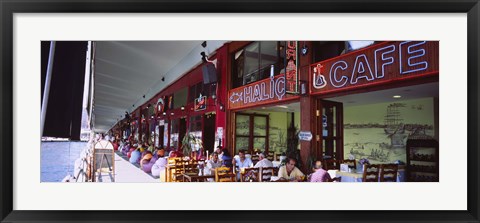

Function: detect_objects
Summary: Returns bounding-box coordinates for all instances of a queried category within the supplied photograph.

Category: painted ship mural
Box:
[345,101,436,163]
[384,103,406,135]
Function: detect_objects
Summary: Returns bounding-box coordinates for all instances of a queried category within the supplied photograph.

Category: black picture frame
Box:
[1,1,479,222]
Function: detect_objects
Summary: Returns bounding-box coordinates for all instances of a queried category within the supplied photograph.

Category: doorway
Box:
[203,114,216,154]
[178,118,187,150]
[316,99,343,160]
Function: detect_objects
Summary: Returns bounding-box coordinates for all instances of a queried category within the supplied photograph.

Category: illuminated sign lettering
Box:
[228,75,286,109]
[285,41,298,93]
[311,41,438,93]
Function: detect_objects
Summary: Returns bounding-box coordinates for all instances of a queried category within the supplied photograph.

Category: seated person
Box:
[221,149,233,168]
[278,157,305,182]
[214,146,224,162]
[151,148,167,180]
[129,148,141,164]
[127,143,137,158]
[310,160,332,182]
[232,150,253,169]
[204,152,223,182]
[254,152,273,168]
[140,151,153,169]
[232,150,254,180]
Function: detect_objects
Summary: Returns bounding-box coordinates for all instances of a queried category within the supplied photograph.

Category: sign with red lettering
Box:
[228,75,286,110]
[310,41,439,95]
[194,95,207,111]
[285,41,298,93]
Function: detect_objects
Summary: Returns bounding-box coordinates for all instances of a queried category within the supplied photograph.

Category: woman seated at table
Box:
[221,149,233,168]
[278,157,305,182]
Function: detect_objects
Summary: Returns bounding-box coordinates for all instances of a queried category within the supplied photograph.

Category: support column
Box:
[298,41,315,173]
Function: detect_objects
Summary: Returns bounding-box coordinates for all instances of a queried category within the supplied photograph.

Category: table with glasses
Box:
[333,168,405,182]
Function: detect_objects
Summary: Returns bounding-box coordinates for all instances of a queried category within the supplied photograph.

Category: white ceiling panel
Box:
[92,41,228,133]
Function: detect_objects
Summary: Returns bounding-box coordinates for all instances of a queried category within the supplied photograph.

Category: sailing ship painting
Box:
[384,103,406,134]
[344,99,435,164]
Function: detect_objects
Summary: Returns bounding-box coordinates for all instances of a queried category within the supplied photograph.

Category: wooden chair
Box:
[250,154,260,165]
[167,157,182,165]
[184,163,199,174]
[259,167,279,182]
[267,151,275,161]
[380,164,398,182]
[342,159,356,169]
[173,159,190,182]
[362,164,381,182]
[240,167,260,182]
[215,167,235,182]
[323,159,340,170]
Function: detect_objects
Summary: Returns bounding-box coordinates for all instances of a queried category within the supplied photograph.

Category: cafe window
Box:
[313,41,377,63]
[234,113,269,154]
[232,41,286,88]
[173,87,188,109]
[312,41,346,63]
[170,119,179,148]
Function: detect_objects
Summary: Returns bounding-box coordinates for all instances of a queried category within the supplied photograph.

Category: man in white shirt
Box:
[232,150,253,181]
[254,152,274,181]
[254,152,273,168]
[204,152,223,182]
[214,146,223,162]
[233,150,253,168]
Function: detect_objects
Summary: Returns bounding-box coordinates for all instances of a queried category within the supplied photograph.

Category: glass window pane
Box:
[253,137,266,152]
[260,41,278,67]
[235,137,249,154]
[173,87,188,109]
[253,116,266,136]
[244,42,259,84]
[236,115,250,135]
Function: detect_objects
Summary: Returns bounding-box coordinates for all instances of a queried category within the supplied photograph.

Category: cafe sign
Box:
[310,41,439,94]
[228,75,286,110]
[285,41,298,93]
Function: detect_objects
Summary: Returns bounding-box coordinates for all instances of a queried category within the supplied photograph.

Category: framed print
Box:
[1,0,479,223]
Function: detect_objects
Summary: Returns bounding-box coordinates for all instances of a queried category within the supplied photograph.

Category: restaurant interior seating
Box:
[168,157,182,165]
[240,167,260,182]
[342,159,357,169]
[260,167,278,182]
[380,164,399,182]
[362,164,381,182]
[215,167,235,182]
[267,151,275,161]
[251,154,260,165]
[173,159,190,182]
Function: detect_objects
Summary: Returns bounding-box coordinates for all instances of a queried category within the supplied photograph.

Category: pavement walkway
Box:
[95,152,158,183]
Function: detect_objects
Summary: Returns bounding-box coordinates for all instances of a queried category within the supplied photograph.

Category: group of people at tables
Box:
[117,139,333,182]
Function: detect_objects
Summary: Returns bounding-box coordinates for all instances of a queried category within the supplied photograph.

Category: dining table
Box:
[333,168,406,182]
[181,173,215,182]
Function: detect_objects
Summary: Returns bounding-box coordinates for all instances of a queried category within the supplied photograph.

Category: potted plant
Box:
[181,133,203,159]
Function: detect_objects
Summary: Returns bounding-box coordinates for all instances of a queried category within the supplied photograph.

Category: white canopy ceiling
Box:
[92,41,228,133]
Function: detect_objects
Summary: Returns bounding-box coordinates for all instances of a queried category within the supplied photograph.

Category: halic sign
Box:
[310,41,439,94]
[228,75,286,109]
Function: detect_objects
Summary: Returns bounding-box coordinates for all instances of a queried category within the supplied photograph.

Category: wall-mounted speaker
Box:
[202,62,217,84]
